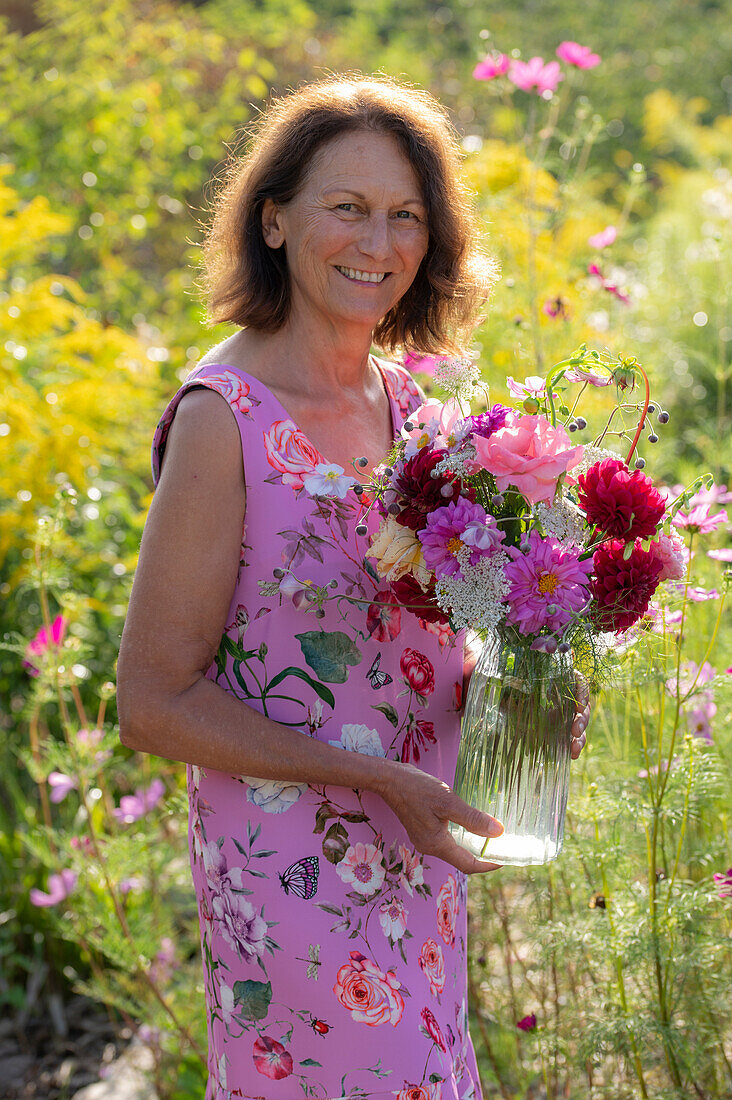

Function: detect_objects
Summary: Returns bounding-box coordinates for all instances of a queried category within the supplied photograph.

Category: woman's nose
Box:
[357,213,391,261]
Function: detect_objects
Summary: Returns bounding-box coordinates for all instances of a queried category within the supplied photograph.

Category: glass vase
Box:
[449,632,577,866]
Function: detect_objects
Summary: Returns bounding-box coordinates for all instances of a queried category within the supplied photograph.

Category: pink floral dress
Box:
[151,359,482,1100]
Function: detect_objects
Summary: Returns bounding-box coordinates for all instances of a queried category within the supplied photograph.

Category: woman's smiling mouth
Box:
[335,265,390,284]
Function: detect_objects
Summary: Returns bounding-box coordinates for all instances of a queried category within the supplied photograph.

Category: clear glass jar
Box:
[449,632,577,866]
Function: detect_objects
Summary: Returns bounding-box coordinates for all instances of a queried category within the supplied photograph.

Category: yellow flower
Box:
[368,516,431,590]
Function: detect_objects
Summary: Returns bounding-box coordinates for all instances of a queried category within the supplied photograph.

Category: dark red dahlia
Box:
[592,538,664,632]
[390,573,449,625]
[390,449,473,531]
[577,458,666,541]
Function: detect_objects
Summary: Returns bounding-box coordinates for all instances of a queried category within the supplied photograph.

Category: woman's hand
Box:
[461,644,592,761]
[377,760,503,876]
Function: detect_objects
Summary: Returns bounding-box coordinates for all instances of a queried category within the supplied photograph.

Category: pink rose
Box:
[418,938,446,996]
[252,1035,293,1080]
[400,648,435,696]
[470,411,583,505]
[436,874,459,947]
[263,419,322,489]
[202,371,253,414]
[333,950,405,1026]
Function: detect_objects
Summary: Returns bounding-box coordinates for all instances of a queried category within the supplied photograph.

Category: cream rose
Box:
[369,516,431,589]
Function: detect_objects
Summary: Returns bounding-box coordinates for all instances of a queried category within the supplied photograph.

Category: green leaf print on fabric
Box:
[371,701,399,727]
[321,821,350,864]
[295,630,362,684]
[233,978,273,1021]
[267,666,336,709]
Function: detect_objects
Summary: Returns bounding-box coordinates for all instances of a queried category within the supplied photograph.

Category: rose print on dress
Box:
[420,1005,448,1052]
[436,875,459,948]
[418,939,446,997]
[151,361,481,1100]
[333,950,405,1026]
[203,371,258,415]
[263,419,322,490]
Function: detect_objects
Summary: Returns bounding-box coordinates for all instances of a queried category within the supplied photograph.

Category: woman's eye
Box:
[395,210,418,220]
[336,203,356,212]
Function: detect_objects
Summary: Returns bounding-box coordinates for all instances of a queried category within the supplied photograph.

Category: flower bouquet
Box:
[363,347,703,865]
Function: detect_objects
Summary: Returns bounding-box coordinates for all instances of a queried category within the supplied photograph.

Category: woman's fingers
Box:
[570,671,591,757]
[428,832,502,875]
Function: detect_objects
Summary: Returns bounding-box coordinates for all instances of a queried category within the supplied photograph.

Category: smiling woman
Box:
[117,74,509,1100]
[202,74,499,354]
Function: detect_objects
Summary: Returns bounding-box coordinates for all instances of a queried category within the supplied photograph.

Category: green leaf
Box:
[299,1059,322,1067]
[221,634,257,662]
[267,666,335,708]
[232,979,272,1021]
[295,631,362,684]
[371,701,399,727]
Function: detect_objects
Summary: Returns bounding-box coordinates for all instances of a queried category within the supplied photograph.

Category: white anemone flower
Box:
[303,463,355,498]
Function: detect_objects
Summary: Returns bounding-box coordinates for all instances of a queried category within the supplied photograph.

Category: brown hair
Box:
[201,73,499,355]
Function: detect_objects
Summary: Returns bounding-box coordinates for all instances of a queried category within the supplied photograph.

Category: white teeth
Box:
[336,266,387,283]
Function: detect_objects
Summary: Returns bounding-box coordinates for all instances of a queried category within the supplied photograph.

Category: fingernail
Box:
[488,819,504,837]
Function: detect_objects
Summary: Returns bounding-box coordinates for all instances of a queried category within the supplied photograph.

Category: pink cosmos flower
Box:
[588,262,631,304]
[48,771,78,803]
[542,296,570,320]
[119,875,144,895]
[689,484,732,508]
[686,699,716,743]
[470,411,584,505]
[473,53,511,81]
[113,778,165,824]
[398,844,425,896]
[707,548,732,562]
[563,365,611,386]
[713,868,732,899]
[336,842,386,896]
[588,226,617,248]
[672,503,727,534]
[556,41,601,68]
[508,57,564,95]
[418,499,505,580]
[506,375,555,401]
[149,937,178,983]
[402,351,444,376]
[517,1013,538,1031]
[379,897,408,941]
[23,614,67,676]
[646,605,683,634]
[683,585,720,602]
[252,1035,294,1080]
[30,868,77,908]
[505,532,593,634]
[333,950,404,1026]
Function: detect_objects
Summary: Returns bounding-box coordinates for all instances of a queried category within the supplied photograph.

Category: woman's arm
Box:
[117,388,502,874]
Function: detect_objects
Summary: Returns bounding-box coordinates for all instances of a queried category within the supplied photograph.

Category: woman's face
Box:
[262,130,430,335]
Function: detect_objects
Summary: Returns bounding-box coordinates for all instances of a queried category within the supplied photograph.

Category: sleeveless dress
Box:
[150,358,482,1100]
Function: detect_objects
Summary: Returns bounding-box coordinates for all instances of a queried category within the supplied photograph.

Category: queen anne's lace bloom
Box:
[435,550,511,631]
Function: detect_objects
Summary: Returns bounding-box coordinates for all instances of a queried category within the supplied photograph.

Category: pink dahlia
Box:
[577,459,666,541]
[505,531,593,634]
[592,539,664,633]
[470,412,583,505]
[417,499,505,580]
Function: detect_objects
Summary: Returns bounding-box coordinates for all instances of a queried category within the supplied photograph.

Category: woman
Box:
[117,75,589,1100]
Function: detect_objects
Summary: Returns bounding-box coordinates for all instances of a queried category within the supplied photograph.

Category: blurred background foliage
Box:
[1,1,730,1096]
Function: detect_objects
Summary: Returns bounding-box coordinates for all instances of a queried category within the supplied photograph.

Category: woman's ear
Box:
[261,198,285,249]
